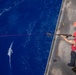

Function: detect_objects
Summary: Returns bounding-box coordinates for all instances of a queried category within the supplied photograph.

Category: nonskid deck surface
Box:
[45,0,76,75]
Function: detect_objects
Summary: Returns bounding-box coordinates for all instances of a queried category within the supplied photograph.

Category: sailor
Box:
[60,32,76,67]
[73,22,76,27]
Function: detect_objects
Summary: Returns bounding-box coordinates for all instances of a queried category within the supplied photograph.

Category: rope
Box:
[0,34,30,37]
[0,33,46,37]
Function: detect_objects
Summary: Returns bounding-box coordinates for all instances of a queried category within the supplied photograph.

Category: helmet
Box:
[73,22,76,26]
[73,32,76,37]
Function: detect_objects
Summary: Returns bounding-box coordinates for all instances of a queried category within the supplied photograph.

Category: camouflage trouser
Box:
[70,51,76,66]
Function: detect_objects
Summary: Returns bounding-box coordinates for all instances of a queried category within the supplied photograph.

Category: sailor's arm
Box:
[60,35,74,44]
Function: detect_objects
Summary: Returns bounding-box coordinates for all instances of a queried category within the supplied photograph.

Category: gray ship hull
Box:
[44,0,76,75]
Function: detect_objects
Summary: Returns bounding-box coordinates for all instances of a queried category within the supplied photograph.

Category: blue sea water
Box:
[0,0,62,75]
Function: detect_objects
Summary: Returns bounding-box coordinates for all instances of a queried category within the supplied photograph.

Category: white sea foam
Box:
[0,7,11,16]
[0,0,24,16]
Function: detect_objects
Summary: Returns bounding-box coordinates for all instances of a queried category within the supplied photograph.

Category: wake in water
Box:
[7,42,13,68]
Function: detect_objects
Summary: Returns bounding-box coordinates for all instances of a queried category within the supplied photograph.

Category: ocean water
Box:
[0,0,62,75]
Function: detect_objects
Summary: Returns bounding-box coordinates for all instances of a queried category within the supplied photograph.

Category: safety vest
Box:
[71,38,76,51]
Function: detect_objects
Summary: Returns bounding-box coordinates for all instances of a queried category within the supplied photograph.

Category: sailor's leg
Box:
[68,51,75,67]
[70,51,75,66]
[75,52,76,66]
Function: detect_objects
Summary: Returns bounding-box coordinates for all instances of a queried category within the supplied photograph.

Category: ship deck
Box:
[44,0,76,75]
